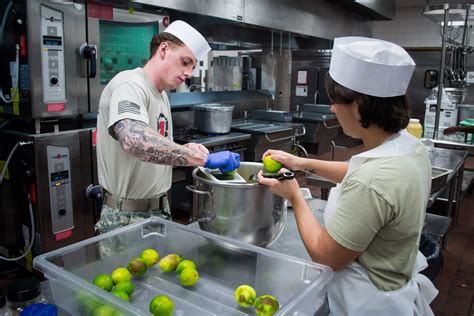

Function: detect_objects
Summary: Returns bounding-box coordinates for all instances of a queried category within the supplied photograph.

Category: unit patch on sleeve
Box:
[157,113,169,137]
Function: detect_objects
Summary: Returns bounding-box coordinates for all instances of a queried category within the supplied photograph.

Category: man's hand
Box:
[184,142,209,155]
[443,126,460,135]
[205,151,240,173]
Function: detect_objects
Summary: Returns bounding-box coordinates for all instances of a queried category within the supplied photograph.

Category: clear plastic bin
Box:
[33,218,332,315]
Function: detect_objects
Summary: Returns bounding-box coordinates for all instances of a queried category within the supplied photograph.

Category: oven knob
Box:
[50,76,59,86]
[58,208,66,216]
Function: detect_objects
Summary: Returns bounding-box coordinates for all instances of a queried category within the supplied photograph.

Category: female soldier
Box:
[258,37,438,315]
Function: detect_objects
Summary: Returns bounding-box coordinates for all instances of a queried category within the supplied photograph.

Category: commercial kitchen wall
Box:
[374,6,442,48]
[375,0,471,48]
[373,2,474,122]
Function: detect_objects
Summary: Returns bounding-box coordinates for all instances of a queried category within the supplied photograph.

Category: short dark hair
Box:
[324,73,411,133]
[149,32,184,58]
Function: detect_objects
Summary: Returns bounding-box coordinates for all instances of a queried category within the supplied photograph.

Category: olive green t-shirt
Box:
[325,144,431,291]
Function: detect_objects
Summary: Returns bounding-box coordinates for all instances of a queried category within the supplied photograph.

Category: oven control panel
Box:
[40,5,66,104]
[47,146,74,234]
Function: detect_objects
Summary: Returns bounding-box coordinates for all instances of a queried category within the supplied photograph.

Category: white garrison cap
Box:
[162,20,211,61]
[329,37,415,97]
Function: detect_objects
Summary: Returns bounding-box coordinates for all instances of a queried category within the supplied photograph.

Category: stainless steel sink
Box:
[431,167,451,193]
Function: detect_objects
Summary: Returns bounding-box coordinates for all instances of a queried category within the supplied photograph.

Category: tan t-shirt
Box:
[96,68,173,199]
[326,143,431,291]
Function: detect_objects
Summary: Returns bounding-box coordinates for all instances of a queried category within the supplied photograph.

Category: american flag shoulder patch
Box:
[118,100,141,115]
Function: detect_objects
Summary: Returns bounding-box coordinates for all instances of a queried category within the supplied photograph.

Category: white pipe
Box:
[0,1,14,46]
[0,193,35,262]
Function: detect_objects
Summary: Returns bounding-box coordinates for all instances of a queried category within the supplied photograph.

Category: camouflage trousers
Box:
[94,196,171,257]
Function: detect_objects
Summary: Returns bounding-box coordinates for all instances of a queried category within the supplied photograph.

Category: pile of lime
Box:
[159,255,199,287]
[87,248,160,309]
[234,284,280,316]
[127,248,161,278]
[85,248,201,315]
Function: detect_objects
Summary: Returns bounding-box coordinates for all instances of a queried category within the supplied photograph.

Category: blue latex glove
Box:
[205,151,240,173]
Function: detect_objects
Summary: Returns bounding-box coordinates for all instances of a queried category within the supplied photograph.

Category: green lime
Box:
[141,248,160,267]
[234,284,257,308]
[254,295,280,316]
[127,257,148,277]
[222,169,237,176]
[179,267,199,287]
[262,156,282,173]
[111,289,129,302]
[111,267,131,285]
[149,294,174,316]
[92,304,115,316]
[159,254,181,272]
[76,292,101,314]
[114,281,135,296]
[175,259,197,274]
[93,274,114,292]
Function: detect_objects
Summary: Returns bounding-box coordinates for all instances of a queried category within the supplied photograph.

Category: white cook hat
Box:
[329,37,415,97]
[162,20,211,61]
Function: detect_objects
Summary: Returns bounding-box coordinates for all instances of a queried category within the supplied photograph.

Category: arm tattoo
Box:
[304,168,317,175]
[113,119,207,166]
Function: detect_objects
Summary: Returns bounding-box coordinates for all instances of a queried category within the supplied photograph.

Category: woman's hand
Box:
[262,149,301,170]
[257,169,302,203]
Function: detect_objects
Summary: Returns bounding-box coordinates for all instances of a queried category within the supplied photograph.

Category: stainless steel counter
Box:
[425,138,474,156]
[428,146,469,224]
[269,199,327,260]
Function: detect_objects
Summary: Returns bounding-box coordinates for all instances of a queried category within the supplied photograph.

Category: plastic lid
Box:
[409,118,420,123]
[0,288,5,307]
[193,103,234,111]
[5,277,41,303]
[20,303,57,316]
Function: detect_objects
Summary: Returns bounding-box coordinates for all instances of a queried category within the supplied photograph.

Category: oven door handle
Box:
[79,43,97,78]
[264,125,306,143]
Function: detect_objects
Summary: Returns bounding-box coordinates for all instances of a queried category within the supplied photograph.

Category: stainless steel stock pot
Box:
[186,162,287,247]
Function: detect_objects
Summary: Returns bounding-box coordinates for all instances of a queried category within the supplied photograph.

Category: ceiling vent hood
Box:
[338,0,396,21]
[131,0,374,41]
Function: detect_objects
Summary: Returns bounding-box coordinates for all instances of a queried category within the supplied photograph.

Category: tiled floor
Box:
[431,185,474,315]
[305,145,474,315]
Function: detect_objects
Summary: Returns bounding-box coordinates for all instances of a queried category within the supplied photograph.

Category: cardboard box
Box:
[424,103,457,129]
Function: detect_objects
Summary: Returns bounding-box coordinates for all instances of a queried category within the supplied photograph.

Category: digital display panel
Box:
[43,36,62,46]
[50,170,69,182]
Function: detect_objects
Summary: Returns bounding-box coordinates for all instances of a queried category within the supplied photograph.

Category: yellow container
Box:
[407,118,423,139]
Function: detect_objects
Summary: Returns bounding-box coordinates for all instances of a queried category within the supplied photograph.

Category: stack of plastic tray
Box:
[33,218,332,315]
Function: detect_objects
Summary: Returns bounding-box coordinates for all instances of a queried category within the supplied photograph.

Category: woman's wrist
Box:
[289,188,305,206]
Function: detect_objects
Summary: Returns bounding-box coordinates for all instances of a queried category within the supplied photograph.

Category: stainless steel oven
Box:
[1,0,168,121]
[0,128,97,260]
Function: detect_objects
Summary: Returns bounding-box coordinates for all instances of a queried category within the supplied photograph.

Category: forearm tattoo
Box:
[113,119,207,166]
[304,168,317,175]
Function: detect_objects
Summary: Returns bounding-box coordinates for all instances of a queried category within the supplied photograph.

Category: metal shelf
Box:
[421,3,473,139]
[422,3,474,26]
